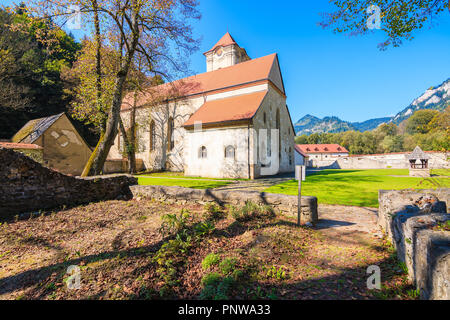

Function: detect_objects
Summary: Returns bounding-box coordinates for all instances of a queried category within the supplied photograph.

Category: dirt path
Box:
[317,204,382,238]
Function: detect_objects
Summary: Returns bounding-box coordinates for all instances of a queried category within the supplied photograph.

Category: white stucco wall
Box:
[184,125,251,178]
[306,152,349,167]
[251,86,295,177]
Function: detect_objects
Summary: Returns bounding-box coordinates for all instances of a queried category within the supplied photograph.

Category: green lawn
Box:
[136,176,233,189]
[265,169,450,208]
[431,168,450,176]
[137,172,248,181]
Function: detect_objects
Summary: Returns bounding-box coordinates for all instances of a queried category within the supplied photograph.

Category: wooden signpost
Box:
[296,165,306,226]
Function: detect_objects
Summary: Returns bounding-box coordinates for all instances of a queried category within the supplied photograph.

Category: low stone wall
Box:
[313,152,449,170]
[378,189,450,300]
[104,158,146,174]
[0,148,138,219]
[131,185,318,225]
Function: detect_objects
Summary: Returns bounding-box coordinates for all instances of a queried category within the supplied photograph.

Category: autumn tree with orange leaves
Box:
[26,0,200,176]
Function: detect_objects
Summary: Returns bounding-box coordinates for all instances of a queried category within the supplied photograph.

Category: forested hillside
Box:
[295,108,449,155]
[294,78,450,136]
[0,6,97,145]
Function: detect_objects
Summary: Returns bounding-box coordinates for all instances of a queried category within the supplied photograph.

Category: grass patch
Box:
[137,172,248,181]
[202,253,221,270]
[229,201,275,222]
[137,177,232,189]
[265,169,450,207]
[431,168,450,176]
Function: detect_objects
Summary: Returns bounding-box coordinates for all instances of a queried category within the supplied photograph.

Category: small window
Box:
[225,145,235,159]
[150,120,156,151]
[263,112,267,124]
[198,146,207,159]
[168,117,174,151]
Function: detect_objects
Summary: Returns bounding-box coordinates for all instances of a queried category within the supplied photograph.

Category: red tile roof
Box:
[0,142,43,150]
[296,144,349,154]
[294,145,308,157]
[183,91,268,127]
[204,32,238,54]
[121,53,281,111]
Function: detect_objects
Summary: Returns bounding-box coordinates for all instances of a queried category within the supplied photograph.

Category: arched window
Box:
[149,120,156,151]
[225,145,235,159]
[198,146,207,159]
[167,117,174,151]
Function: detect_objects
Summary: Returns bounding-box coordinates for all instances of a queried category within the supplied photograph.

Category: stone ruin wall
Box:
[312,152,449,170]
[378,188,450,300]
[130,185,318,225]
[0,148,137,219]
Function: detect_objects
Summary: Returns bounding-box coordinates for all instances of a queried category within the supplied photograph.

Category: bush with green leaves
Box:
[201,272,222,286]
[200,273,236,300]
[266,266,286,280]
[194,221,216,237]
[202,253,221,270]
[219,257,238,275]
[159,209,192,236]
[154,208,218,297]
[203,203,224,220]
[229,201,275,222]
[199,255,250,300]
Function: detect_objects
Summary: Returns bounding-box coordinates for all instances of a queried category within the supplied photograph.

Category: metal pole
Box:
[296,165,302,226]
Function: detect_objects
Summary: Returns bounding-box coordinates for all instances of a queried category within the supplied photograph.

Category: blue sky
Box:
[4,0,450,123]
[191,1,450,123]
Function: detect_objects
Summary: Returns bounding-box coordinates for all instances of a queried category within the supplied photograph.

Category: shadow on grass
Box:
[306,170,362,177]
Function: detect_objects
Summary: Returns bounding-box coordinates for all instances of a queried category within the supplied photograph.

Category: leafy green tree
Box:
[381,135,404,152]
[321,0,450,49]
[0,6,81,138]
[405,109,440,134]
[427,106,450,134]
[376,122,398,136]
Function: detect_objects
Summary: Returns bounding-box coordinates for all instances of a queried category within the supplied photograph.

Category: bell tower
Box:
[204,32,250,72]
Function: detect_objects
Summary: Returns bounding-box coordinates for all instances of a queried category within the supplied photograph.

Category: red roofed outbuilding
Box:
[296,144,349,167]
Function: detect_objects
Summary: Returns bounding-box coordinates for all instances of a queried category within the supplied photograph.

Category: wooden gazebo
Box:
[406,146,431,177]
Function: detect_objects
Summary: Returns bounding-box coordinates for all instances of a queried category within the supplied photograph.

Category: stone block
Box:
[378,188,450,300]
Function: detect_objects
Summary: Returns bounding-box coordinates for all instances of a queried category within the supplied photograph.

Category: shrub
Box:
[202,253,221,270]
[230,201,275,222]
[219,257,238,275]
[159,209,191,236]
[200,274,235,300]
[194,221,215,237]
[266,266,286,280]
[203,203,224,220]
[201,272,222,286]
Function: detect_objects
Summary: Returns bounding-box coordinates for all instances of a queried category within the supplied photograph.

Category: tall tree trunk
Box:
[117,94,137,175]
[92,0,106,132]
[127,91,137,174]
[81,19,140,177]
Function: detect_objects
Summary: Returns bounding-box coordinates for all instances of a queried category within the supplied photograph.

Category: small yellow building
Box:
[12,113,92,176]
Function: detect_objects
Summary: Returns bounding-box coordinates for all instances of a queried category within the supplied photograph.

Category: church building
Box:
[108,32,296,179]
